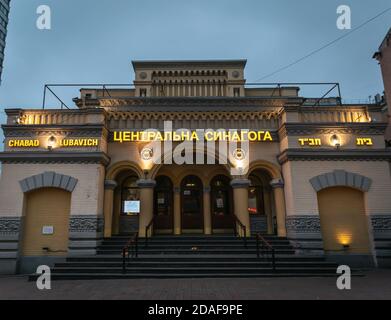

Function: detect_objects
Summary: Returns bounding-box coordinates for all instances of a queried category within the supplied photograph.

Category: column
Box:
[173,187,181,235]
[103,180,117,238]
[231,179,251,237]
[270,179,287,237]
[203,186,212,235]
[137,179,156,238]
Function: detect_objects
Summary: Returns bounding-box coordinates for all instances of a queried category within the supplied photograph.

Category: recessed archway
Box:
[21,188,71,257]
[317,186,371,254]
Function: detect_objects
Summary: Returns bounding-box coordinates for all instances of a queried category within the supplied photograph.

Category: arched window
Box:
[121,176,140,216]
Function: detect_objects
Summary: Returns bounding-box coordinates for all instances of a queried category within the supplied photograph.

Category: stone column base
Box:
[0,217,20,275]
[68,215,104,256]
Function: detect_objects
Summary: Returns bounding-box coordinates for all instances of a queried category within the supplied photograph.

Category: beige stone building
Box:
[0,59,391,275]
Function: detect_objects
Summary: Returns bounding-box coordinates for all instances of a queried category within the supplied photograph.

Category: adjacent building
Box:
[374,28,391,141]
[0,0,10,83]
[0,59,391,274]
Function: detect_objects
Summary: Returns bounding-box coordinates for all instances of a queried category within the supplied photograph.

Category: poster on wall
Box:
[124,200,140,215]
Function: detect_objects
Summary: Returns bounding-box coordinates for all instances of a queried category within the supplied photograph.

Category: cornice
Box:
[278,123,387,139]
[0,152,111,165]
[2,125,109,138]
[131,60,248,70]
[98,97,291,109]
[278,149,391,164]
[106,110,280,121]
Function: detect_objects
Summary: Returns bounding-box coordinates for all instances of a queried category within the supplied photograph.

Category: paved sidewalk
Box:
[0,270,390,300]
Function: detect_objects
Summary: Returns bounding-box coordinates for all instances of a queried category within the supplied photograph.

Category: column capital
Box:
[270,178,284,189]
[204,186,211,193]
[174,187,181,194]
[230,179,251,189]
[137,179,156,189]
[104,180,117,190]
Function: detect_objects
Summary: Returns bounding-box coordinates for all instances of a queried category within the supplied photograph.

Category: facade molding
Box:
[69,215,104,233]
[0,217,21,235]
[309,170,372,192]
[0,152,110,165]
[2,125,108,138]
[137,179,157,189]
[104,180,117,190]
[278,149,391,164]
[286,215,321,234]
[132,60,248,69]
[278,123,388,140]
[99,97,289,109]
[371,215,391,233]
[230,179,251,189]
[105,160,144,180]
[107,110,280,121]
[19,171,79,193]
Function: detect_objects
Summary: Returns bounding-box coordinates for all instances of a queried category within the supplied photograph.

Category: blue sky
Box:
[0,0,390,141]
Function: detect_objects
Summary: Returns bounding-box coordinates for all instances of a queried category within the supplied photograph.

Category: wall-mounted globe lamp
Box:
[47,136,57,151]
[330,134,341,149]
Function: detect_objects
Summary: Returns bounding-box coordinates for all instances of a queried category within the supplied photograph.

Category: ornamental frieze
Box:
[69,216,104,233]
[0,217,21,234]
[107,111,279,122]
[278,123,387,140]
[286,216,321,233]
[99,97,285,108]
[371,216,391,232]
[2,128,105,138]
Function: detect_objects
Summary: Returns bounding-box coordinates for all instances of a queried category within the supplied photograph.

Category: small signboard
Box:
[124,200,140,214]
[42,226,54,235]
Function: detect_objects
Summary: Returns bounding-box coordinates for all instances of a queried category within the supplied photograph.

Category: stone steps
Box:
[28,234,346,280]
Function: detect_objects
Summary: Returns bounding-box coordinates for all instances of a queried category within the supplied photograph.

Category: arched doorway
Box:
[181,175,204,232]
[21,188,71,256]
[317,187,371,254]
[117,174,140,234]
[210,175,233,231]
[154,176,174,233]
[248,170,275,234]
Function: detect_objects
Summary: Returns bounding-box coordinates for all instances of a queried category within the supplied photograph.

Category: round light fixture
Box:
[233,148,246,161]
[330,134,341,148]
[47,136,57,150]
[141,147,153,161]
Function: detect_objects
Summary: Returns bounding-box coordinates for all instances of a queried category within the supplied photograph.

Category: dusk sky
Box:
[0,0,390,145]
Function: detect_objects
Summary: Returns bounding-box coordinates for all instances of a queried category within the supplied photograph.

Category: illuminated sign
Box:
[8,140,40,147]
[298,138,322,147]
[8,138,99,148]
[113,130,273,143]
[356,138,373,146]
[59,139,99,147]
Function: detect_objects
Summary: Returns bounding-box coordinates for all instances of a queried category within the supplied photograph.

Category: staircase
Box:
[29,234,342,280]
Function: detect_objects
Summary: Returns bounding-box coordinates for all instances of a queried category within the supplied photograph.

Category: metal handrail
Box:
[145,216,155,248]
[233,214,247,248]
[122,232,139,274]
[256,233,276,271]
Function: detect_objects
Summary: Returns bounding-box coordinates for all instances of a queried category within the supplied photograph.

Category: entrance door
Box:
[211,175,233,231]
[154,176,174,233]
[181,175,204,231]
